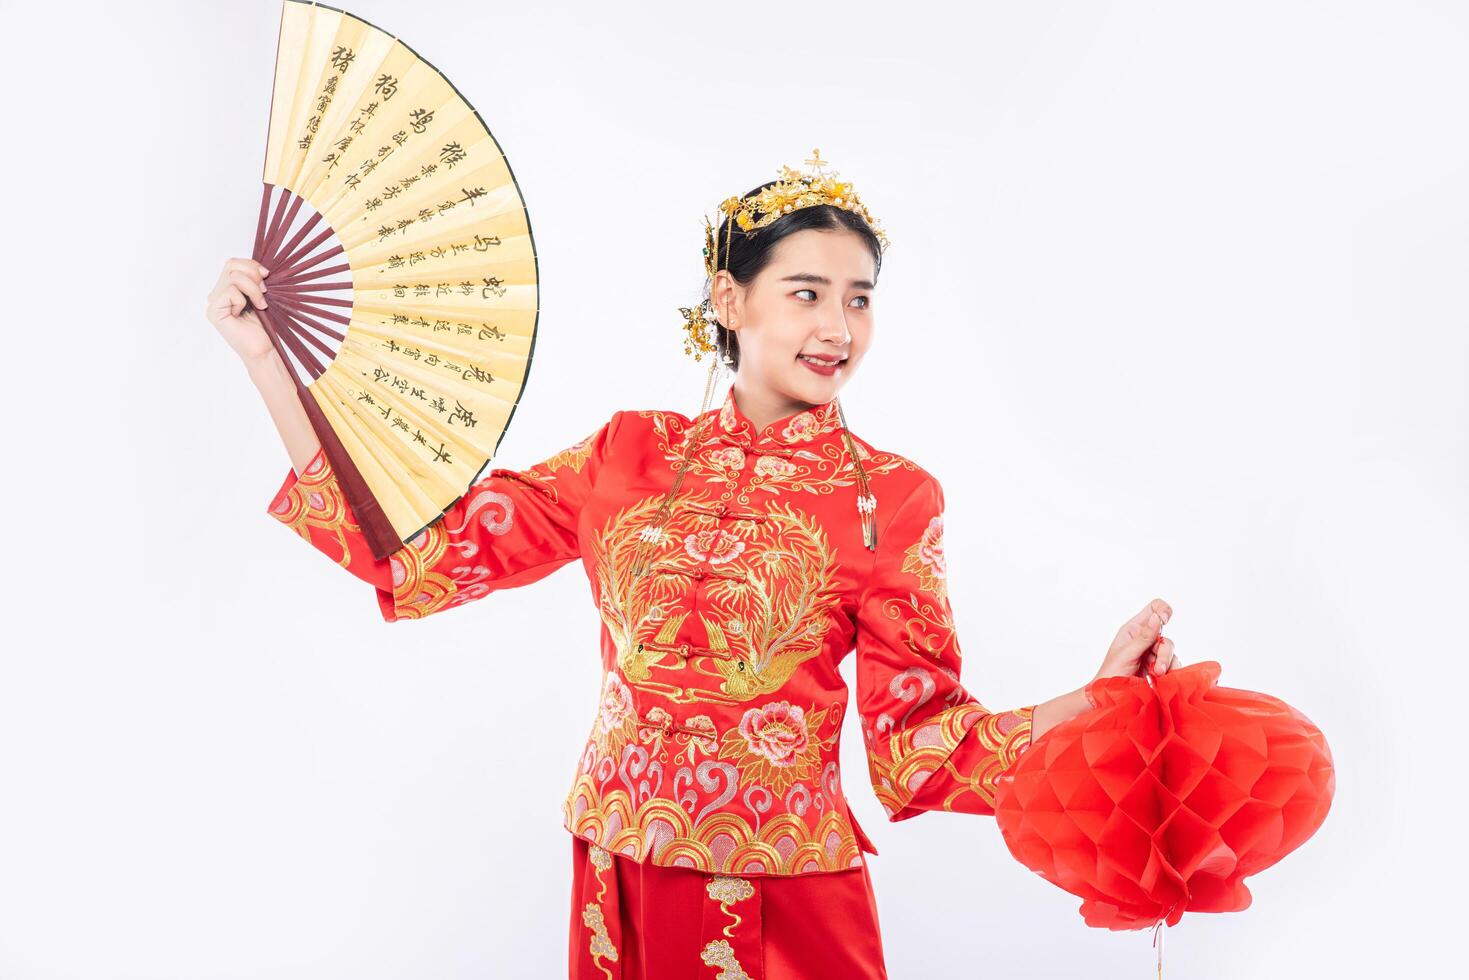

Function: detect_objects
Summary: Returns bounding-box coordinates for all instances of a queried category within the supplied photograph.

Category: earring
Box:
[714,297,736,366]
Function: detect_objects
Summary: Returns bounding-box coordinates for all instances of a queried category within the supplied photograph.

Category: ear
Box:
[711,270,743,332]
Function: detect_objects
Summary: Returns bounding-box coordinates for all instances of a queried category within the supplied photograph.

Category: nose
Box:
[816,307,851,347]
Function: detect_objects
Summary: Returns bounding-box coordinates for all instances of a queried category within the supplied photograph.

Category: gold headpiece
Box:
[680,149,888,361]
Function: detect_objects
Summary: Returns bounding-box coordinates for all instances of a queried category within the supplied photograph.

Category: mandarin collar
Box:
[701,381,844,449]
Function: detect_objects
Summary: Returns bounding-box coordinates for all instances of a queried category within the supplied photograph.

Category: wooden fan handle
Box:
[250,182,403,562]
[253,303,405,562]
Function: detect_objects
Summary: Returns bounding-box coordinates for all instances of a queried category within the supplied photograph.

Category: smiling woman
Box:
[227,150,1178,980]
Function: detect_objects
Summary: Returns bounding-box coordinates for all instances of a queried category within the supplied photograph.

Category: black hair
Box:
[705,180,884,372]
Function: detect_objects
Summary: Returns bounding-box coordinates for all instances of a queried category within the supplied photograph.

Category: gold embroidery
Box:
[581,903,618,977]
[705,874,755,907]
[636,407,915,507]
[701,872,756,980]
[863,510,959,660]
[862,489,1036,816]
[718,702,835,795]
[594,496,842,705]
[532,427,602,478]
[379,460,590,618]
[268,450,359,567]
[563,774,863,875]
[384,523,457,618]
[268,453,461,619]
[872,703,1036,815]
[700,939,752,980]
[718,392,843,444]
[901,512,948,601]
[871,587,955,663]
[638,705,721,763]
[582,843,619,977]
[591,672,639,754]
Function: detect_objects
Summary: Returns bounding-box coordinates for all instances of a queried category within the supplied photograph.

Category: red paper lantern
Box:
[994,660,1334,931]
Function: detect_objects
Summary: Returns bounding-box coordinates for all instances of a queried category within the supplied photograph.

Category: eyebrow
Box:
[779,272,876,290]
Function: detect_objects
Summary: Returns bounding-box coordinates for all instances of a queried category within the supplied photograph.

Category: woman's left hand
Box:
[1092,597,1182,683]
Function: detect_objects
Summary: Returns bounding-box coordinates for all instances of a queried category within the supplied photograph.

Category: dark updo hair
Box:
[705,180,884,372]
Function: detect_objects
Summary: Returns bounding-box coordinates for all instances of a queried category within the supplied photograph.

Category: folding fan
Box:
[248,0,538,559]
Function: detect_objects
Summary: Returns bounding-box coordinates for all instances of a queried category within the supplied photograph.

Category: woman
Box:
[206,153,1179,979]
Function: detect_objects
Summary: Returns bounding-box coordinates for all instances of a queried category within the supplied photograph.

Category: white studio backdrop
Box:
[0,0,1463,977]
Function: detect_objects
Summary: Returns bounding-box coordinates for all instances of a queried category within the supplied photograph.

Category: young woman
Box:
[206,155,1179,979]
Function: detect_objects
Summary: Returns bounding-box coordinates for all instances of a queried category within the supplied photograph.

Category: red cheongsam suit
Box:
[266,381,1038,979]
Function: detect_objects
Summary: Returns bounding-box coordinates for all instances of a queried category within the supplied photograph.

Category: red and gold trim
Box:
[871,702,1035,817]
[564,773,865,876]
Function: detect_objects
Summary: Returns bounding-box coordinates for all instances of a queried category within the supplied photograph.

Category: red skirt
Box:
[568,833,889,979]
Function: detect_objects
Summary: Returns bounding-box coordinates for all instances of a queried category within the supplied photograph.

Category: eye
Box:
[794,288,871,309]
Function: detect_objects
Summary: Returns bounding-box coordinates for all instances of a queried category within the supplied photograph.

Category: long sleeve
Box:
[266,410,623,622]
[855,474,1037,822]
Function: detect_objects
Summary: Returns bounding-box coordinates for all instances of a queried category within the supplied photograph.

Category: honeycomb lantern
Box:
[994,660,1334,931]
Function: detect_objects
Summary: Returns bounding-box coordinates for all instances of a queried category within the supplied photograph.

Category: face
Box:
[712,227,877,414]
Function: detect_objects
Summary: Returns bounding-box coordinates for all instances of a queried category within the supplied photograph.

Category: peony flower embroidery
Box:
[718,400,746,435]
[719,700,831,794]
[709,446,746,471]
[901,513,948,601]
[684,528,746,565]
[781,412,819,443]
[754,455,797,479]
[742,701,809,766]
[596,673,634,736]
[589,672,639,756]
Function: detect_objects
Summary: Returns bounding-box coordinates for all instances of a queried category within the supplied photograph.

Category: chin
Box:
[789,366,848,400]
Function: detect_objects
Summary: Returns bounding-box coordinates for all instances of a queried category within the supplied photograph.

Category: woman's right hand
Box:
[205,257,275,363]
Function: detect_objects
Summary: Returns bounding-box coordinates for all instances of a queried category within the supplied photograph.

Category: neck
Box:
[732,378,821,433]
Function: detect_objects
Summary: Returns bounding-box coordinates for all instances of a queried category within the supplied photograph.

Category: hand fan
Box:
[248,0,538,559]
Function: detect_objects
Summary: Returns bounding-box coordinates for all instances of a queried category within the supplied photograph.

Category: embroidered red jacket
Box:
[267,381,1037,876]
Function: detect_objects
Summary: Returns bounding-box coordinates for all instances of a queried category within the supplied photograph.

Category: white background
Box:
[1,0,1463,976]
